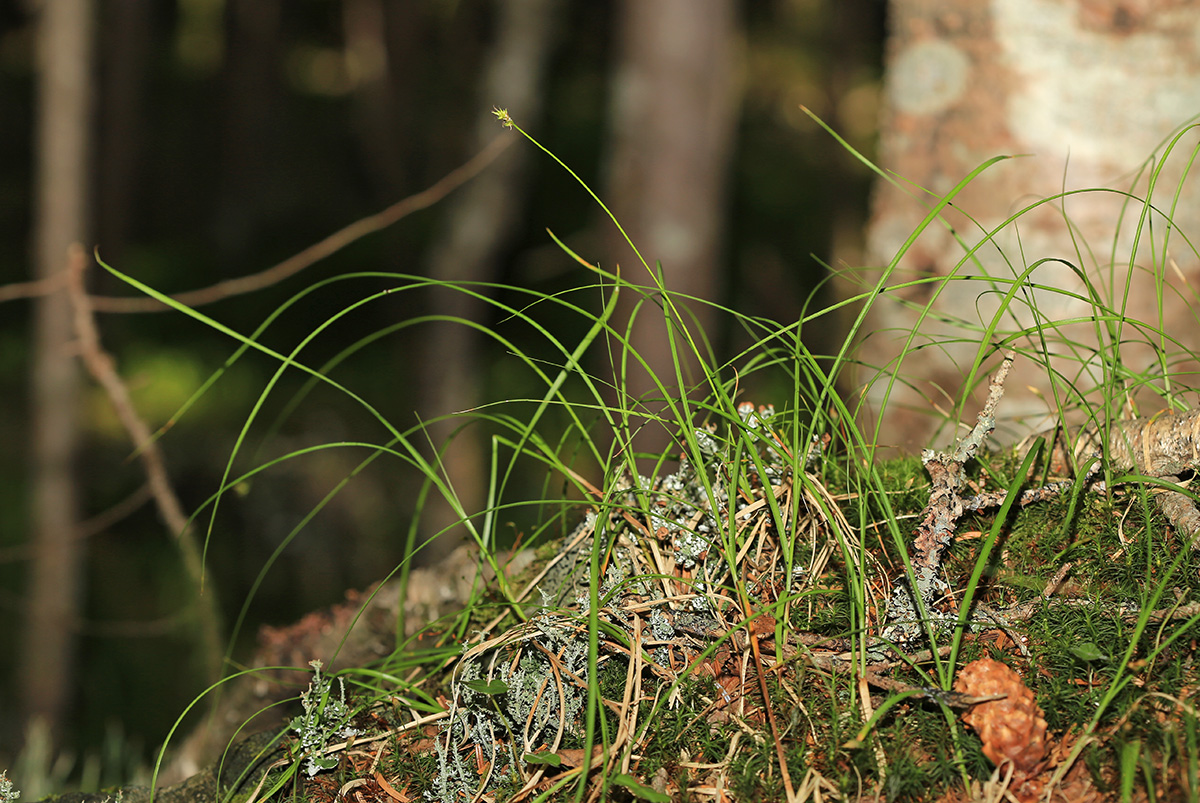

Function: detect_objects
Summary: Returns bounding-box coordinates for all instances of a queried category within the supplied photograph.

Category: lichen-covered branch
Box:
[884,352,1015,643]
[1038,409,1200,544]
[1044,408,1200,477]
[883,357,1200,648]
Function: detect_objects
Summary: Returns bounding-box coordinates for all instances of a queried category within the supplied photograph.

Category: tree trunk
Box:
[20,0,94,746]
[603,0,740,459]
[95,0,150,265]
[857,0,1200,452]
[342,0,409,200]
[415,0,561,564]
[215,0,282,256]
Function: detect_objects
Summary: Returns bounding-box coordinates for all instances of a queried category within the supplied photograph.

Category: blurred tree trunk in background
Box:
[416,0,561,564]
[96,0,150,265]
[343,0,409,200]
[378,2,424,195]
[20,0,94,746]
[858,0,1200,453]
[217,0,282,256]
[603,0,740,459]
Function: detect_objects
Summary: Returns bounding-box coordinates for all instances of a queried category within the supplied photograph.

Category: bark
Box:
[95,0,150,264]
[857,0,1200,453]
[20,0,94,744]
[415,0,560,564]
[1038,408,1200,542]
[342,0,408,199]
[215,0,282,256]
[1042,408,1200,478]
[604,0,740,458]
[380,2,422,191]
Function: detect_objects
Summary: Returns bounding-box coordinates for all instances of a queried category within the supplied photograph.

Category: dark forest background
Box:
[0,0,884,784]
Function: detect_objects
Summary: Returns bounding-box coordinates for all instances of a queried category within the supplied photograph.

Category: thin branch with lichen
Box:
[883,351,1015,643]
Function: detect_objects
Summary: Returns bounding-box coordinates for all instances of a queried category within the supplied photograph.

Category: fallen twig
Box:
[882,351,1016,643]
[65,244,225,685]
[0,137,512,310]
[1033,410,1200,543]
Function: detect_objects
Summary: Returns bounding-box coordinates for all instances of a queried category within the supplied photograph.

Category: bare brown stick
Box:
[0,272,69,304]
[88,135,512,312]
[67,246,189,533]
[0,135,513,310]
[65,244,225,684]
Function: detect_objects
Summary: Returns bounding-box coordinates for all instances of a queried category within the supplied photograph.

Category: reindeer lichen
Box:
[0,771,19,803]
[290,659,358,778]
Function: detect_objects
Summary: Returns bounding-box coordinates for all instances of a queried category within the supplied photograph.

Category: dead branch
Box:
[0,272,69,304]
[67,246,188,533]
[0,136,512,311]
[89,136,511,312]
[1043,408,1200,478]
[914,352,1014,579]
[65,244,225,686]
[882,351,1016,643]
[1034,409,1200,543]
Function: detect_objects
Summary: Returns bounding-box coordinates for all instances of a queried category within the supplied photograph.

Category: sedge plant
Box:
[89,112,1200,802]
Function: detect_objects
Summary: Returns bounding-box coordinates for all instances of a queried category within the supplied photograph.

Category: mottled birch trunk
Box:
[857,0,1200,452]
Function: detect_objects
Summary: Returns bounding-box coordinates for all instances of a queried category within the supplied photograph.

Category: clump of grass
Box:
[104,114,1200,802]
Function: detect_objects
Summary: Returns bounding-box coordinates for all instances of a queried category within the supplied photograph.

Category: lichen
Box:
[290,659,358,778]
[429,406,816,799]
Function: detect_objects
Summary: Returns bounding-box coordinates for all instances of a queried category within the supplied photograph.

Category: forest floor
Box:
[168,395,1200,801]
[36,372,1200,803]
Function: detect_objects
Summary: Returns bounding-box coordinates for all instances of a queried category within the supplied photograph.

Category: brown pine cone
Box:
[955,657,1049,783]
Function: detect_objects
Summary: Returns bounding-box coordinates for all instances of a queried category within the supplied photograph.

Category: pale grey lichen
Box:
[430,406,802,799]
[649,607,675,640]
[694,427,721,459]
[0,771,19,803]
[738,402,775,427]
[290,659,358,778]
[602,559,627,595]
[672,527,710,569]
[432,613,593,801]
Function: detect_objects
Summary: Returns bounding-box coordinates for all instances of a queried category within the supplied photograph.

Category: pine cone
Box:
[955,658,1049,787]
